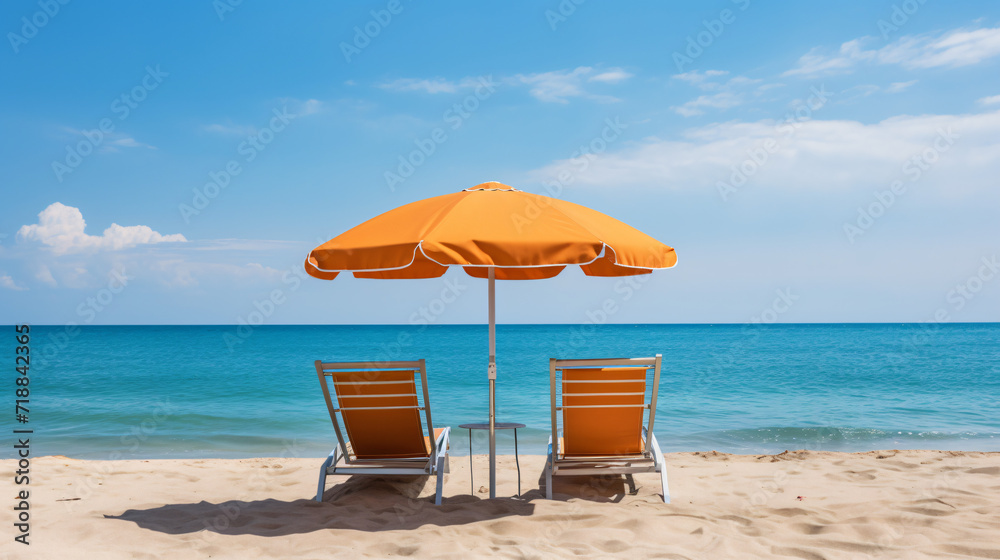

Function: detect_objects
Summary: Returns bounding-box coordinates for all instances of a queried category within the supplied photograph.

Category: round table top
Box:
[458,422,526,430]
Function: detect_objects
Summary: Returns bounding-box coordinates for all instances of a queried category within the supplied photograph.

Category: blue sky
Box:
[1,0,999,325]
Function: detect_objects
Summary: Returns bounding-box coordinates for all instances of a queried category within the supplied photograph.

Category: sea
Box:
[7,323,999,460]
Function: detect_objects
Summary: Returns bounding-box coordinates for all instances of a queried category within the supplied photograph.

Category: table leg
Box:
[514,428,521,498]
[468,428,473,495]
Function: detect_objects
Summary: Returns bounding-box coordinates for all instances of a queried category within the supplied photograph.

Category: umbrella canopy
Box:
[305,182,676,280]
[305,181,677,499]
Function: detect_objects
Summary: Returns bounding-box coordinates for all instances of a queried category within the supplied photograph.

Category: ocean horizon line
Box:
[8,321,1000,327]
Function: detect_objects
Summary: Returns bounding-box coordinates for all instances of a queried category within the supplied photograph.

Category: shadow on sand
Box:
[108,471,642,537]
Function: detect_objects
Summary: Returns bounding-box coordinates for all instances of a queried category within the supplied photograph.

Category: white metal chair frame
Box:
[545,355,670,503]
[314,359,451,505]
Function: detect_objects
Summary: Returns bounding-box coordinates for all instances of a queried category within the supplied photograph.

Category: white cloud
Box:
[783,41,869,77]
[295,98,323,116]
[275,98,324,117]
[106,137,153,150]
[673,92,745,116]
[149,260,284,288]
[530,109,1000,196]
[885,80,918,93]
[838,81,917,102]
[35,265,56,286]
[671,72,765,116]
[0,274,26,291]
[17,203,186,255]
[510,66,632,103]
[838,84,882,102]
[978,94,1000,105]
[379,67,633,103]
[588,69,633,83]
[61,127,155,153]
[379,78,467,94]
[672,70,730,89]
[203,122,258,136]
[784,24,1000,76]
[202,99,322,137]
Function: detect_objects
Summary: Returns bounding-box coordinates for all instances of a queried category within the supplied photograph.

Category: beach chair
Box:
[314,359,451,505]
[545,355,669,503]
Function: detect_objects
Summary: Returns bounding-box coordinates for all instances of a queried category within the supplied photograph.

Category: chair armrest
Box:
[432,427,451,463]
[644,427,665,461]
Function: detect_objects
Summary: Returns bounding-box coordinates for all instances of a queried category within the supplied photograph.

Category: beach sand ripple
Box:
[2,450,998,559]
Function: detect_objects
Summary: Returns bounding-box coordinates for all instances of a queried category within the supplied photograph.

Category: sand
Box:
[2,450,998,559]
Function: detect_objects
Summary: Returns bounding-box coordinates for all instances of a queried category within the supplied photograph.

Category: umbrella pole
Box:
[488,266,496,499]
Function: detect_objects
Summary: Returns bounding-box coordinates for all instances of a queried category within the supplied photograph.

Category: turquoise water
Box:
[7,324,1000,459]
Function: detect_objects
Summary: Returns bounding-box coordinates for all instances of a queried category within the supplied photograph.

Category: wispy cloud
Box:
[35,265,56,286]
[784,24,1000,76]
[202,122,258,136]
[531,108,1000,197]
[588,69,634,83]
[672,70,732,89]
[17,203,186,256]
[379,66,633,103]
[671,71,766,116]
[293,98,323,116]
[0,274,26,291]
[673,91,746,117]
[978,94,1000,105]
[377,77,486,94]
[509,66,632,103]
[201,98,322,137]
[837,81,917,103]
[148,260,285,288]
[60,127,155,153]
[885,80,918,93]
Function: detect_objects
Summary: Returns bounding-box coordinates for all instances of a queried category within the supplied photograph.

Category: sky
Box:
[1,0,999,325]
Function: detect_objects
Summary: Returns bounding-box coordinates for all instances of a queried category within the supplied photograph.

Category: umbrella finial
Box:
[464,181,519,192]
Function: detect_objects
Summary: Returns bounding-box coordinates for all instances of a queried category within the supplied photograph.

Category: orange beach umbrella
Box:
[305,181,677,497]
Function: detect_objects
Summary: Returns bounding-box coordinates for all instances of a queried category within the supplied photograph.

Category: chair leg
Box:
[648,433,670,504]
[659,463,670,504]
[435,455,446,505]
[545,439,554,500]
[315,446,340,502]
[625,474,638,495]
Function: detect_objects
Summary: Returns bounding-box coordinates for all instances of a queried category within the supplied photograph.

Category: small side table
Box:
[458,422,526,497]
